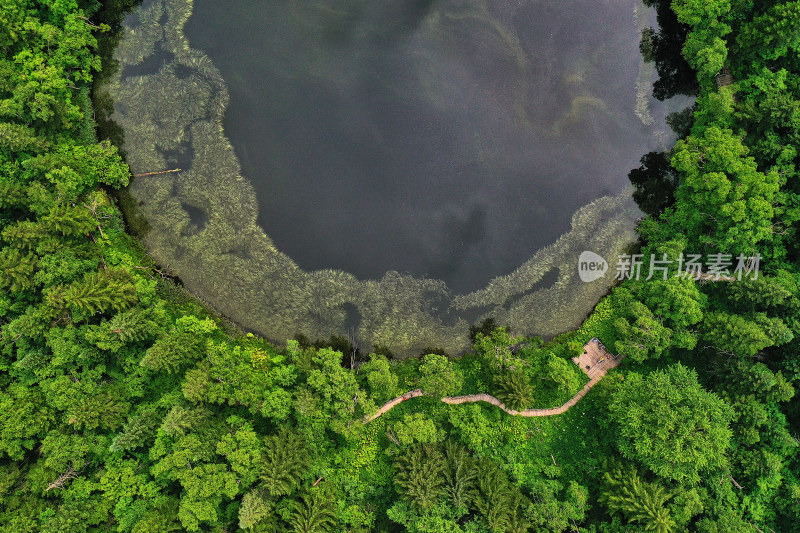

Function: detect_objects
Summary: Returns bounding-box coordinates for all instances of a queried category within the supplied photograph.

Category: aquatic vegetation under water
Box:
[102,0,646,356]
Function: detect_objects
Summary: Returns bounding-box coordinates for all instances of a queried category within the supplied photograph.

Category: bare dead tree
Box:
[348,327,358,371]
[131,264,175,279]
[45,464,80,492]
[386,427,400,446]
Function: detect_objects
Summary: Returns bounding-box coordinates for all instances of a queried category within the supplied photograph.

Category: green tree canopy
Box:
[608,364,734,484]
[418,353,463,398]
[671,127,779,254]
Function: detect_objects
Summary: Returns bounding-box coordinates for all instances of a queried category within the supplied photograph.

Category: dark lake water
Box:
[185,0,666,293]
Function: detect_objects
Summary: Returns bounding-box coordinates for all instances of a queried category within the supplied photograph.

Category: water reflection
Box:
[185,0,668,293]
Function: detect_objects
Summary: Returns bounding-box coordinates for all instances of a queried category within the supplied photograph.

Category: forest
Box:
[0,0,799,531]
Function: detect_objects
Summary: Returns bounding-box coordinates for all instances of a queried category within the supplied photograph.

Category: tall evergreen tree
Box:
[259,428,309,498]
[600,462,677,533]
[442,441,477,512]
[494,369,534,411]
[473,458,528,533]
[287,489,336,533]
[394,444,445,511]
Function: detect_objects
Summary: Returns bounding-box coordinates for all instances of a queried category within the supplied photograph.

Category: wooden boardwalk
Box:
[441,375,602,417]
[366,339,624,422]
[572,337,623,379]
[365,389,425,422]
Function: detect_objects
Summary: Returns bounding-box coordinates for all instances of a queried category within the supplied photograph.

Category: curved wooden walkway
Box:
[365,376,602,422]
[365,389,425,422]
[365,339,624,422]
[440,374,603,417]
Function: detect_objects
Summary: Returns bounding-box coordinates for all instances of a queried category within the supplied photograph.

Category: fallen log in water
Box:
[133,168,182,177]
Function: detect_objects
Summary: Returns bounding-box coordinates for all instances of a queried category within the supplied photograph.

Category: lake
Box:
[105,0,682,356]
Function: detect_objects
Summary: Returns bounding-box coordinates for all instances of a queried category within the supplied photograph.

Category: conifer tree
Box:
[2,219,49,249]
[41,204,96,237]
[66,383,130,431]
[394,444,445,510]
[494,369,534,411]
[109,407,161,453]
[60,267,137,318]
[160,405,210,438]
[600,463,676,533]
[0,181,29,209]
[139,329,204,374]
[259,427,309,498]
[443,441,477,512]
[473,458,525,533]
[0,247,36,293]
[85,307,161,351]
[287,489,336,533]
